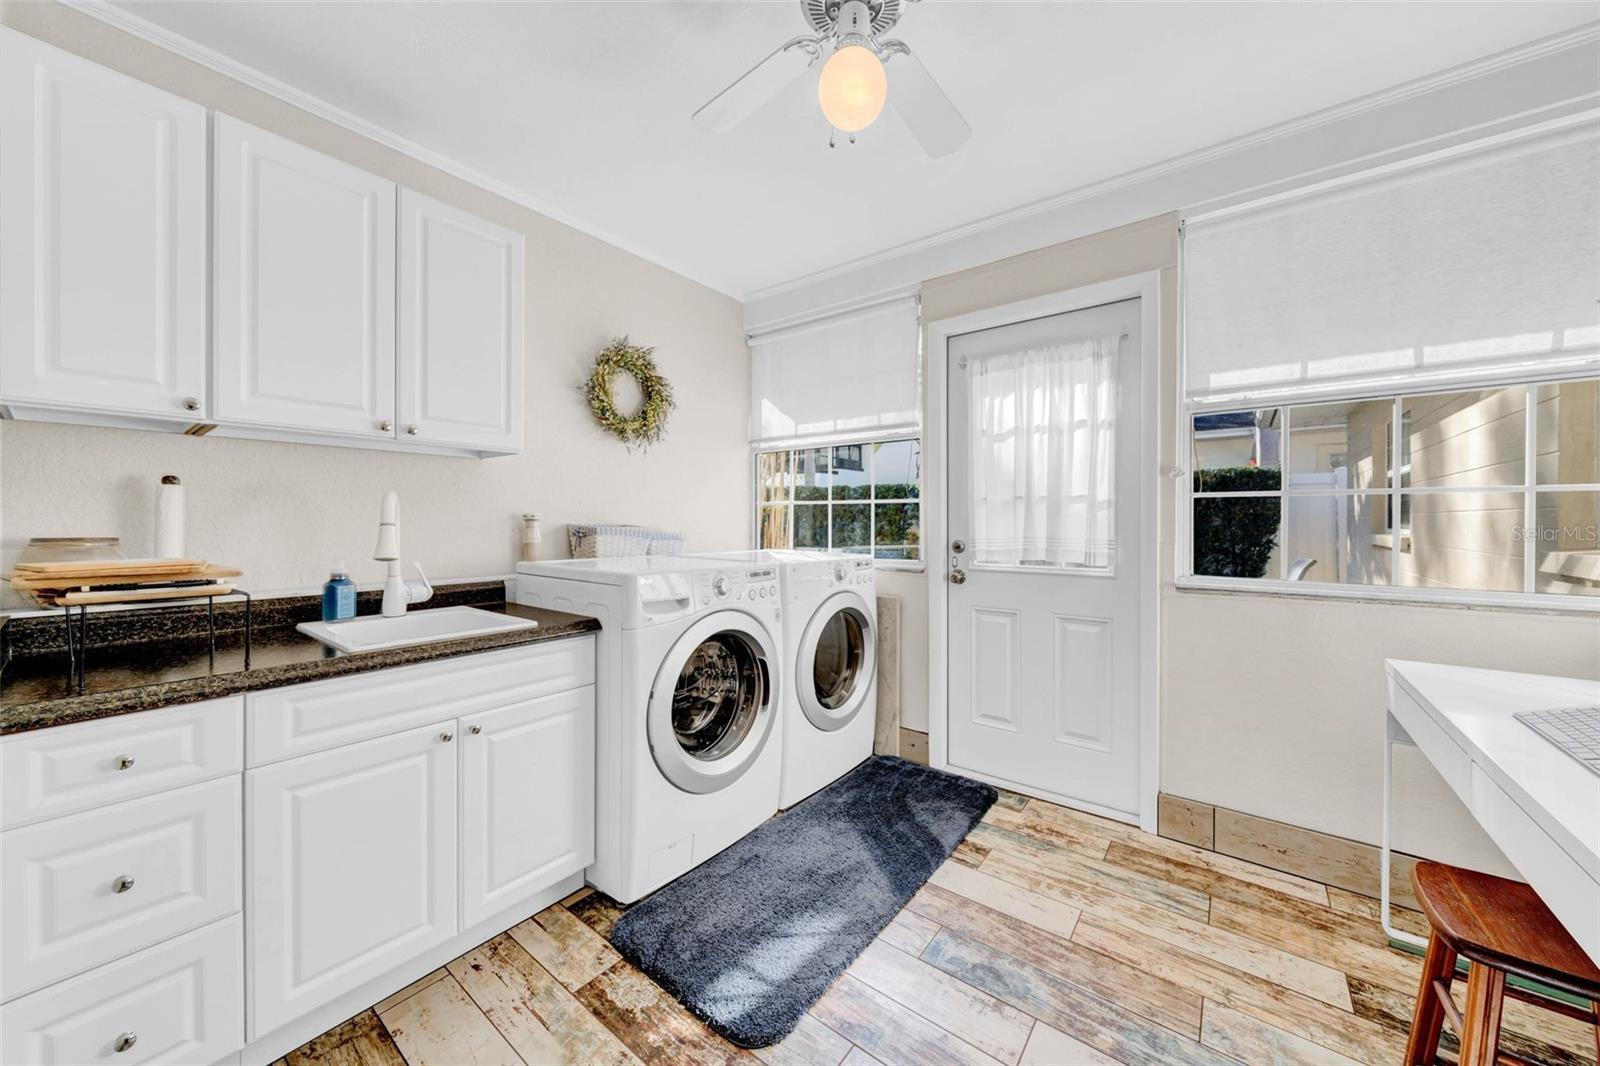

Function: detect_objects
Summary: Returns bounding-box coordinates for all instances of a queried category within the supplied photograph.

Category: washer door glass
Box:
[673,633,763,760]
[814,609,867,710]
[649,612,778,795]
[798,591,875,732]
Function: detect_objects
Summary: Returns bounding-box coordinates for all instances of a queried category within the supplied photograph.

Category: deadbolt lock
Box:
[951,539,967,554]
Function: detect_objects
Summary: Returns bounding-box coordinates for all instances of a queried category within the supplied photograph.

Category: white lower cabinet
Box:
[0,917,242,1066]
[246,721,459,1038]
[461,686,595,927]
[1,776,241,1001]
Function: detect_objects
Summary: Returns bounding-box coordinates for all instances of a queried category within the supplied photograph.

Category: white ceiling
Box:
[106,1,1597,298]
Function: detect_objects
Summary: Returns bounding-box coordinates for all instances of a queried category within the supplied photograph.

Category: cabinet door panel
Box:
[0,29,207,420]
[247,723,455,1038]
[398,189,524,452]
[460,686,594,927]
[213,114,396,438]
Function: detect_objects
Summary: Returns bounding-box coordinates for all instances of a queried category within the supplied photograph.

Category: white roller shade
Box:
[1183,121,1600,410]
[748,296,920,447]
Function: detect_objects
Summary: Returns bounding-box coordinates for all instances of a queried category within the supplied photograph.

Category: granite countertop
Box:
[0,583,599,735]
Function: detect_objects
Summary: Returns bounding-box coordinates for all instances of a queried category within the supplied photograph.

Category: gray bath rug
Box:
[608,755,997,1048]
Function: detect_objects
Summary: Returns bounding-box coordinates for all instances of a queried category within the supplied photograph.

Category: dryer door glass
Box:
[814,608,867,710]
[672,632,766,761]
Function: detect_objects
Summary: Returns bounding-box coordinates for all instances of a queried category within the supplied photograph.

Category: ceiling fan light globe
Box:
[818,43,887,133]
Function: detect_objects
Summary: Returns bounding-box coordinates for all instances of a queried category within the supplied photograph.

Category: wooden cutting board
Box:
[13,558,207,578]
[9,564,239,592]
[57,584,236,606]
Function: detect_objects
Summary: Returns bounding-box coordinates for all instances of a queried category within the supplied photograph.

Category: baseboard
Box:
[1158,793,1422,910]
[898,727,929,765]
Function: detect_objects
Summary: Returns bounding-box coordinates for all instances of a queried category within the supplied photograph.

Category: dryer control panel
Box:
[697,567,779,607]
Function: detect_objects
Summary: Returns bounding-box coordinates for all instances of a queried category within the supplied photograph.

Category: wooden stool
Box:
[1404,861,1600,1065]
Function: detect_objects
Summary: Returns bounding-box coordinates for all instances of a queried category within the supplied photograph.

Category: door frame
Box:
[925,271,1163,832]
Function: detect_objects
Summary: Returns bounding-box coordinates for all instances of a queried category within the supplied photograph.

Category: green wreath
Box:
[582,337,675,449]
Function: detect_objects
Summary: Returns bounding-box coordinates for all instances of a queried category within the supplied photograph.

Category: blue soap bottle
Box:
[322,562,356,622]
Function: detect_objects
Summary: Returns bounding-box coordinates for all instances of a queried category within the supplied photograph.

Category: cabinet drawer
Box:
[0,916,242,1066]
[1,777,241,1001]
[1,698,243,829]
[247,638,595,764]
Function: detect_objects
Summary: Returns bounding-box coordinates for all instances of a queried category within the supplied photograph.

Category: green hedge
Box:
[1193,466,1280,578]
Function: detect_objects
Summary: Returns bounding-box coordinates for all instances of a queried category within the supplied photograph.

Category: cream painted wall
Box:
[0,3,751,604]
[913,211,1600,868]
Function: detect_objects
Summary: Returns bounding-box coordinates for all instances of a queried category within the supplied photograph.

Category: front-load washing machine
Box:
[700,550,877,808]
[515,556,783,903]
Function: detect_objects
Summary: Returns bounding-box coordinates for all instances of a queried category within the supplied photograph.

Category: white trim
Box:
[53,0,741,299]
[925,271,1163,833]
[744,286,922,343]
[746,23,1600,308]
[1174,576,1600,614]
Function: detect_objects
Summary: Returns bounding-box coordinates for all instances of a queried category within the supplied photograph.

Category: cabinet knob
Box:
[440,731,453,743]
[469,725,482,735]
[406,424,420,436]
[114,1032,138,1053]
[378,420,394,433]
[113,875,135,894]
[182,397,200,412]
[115,754,136,770]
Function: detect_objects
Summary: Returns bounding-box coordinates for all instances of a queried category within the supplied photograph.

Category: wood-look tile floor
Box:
[276,791,1599,1066]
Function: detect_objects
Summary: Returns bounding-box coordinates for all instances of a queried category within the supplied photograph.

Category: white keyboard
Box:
[1515,706,1600,778]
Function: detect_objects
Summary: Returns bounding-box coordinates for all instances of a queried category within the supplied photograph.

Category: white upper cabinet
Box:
[0,29,208,423]
[213,115,397,440]
[398,189,525,453]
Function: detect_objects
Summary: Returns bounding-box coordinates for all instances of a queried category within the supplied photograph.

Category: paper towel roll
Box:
[155,475,185,558]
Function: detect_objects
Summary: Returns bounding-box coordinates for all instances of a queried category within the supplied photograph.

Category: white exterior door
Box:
[0,29,208,421]
[213,114,396,440]
[397,189,525,452]
[246,722,456,1038]
[459,687,594,928]
[945,298,1144,818]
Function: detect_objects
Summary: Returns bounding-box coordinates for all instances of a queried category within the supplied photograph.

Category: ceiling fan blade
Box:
[884,44,970,158]
[692,36,820,133]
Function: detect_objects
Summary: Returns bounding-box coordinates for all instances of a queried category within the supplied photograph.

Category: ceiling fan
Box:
[691,0,971,157]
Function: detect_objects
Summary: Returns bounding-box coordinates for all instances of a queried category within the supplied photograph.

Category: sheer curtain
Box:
[967,334,1119,569]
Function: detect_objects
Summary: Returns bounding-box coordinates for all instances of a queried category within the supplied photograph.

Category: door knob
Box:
[950,568,967,585]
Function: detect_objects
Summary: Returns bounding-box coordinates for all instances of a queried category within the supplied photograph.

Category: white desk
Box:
[1384,660,1600,965]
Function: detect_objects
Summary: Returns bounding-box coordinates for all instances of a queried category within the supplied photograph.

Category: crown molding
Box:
[745,20,1600,306]
[54,0,744,300]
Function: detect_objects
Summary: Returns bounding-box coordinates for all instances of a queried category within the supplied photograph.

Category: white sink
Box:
[297,606,538,654]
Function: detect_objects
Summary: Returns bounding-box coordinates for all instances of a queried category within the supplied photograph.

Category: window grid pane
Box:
[1188,380,1600,598]
[756,439,923,565]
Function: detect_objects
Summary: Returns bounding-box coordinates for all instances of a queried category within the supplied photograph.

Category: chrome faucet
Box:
[373,490,433,618]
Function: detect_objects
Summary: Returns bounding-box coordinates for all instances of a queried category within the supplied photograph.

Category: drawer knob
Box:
[379,419,393,432]
[115,1031,138,1053]
[440,731,453,743]
[469,725,482,735]
[113,875,135,894]
[182,397,200,412]
[115,754,136,770]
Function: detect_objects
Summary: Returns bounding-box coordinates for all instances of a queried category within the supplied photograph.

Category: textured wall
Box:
[0,5,752,603]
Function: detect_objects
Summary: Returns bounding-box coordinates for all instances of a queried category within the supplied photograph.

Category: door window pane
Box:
[1193,496,1280,578]
[794,504,828,549]
[1402,388,1527,488]
[1192,408,1281,492]
[1400,492,1523,592]
[1533,491,1600,596]
[874,502,920,561]
[873,439,921,498]
[1537,379,1599,485]
[831,503,870,553]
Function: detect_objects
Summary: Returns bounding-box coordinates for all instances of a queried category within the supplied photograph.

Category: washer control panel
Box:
[696,567,779,607]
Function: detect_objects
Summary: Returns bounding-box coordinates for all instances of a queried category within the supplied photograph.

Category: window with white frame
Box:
[747,294,923,567]
[1181,120,1600,604]
[755,438,922,562]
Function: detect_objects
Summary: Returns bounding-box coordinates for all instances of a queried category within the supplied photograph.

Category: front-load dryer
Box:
[700,550,877,808]
[515,556,783,903]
